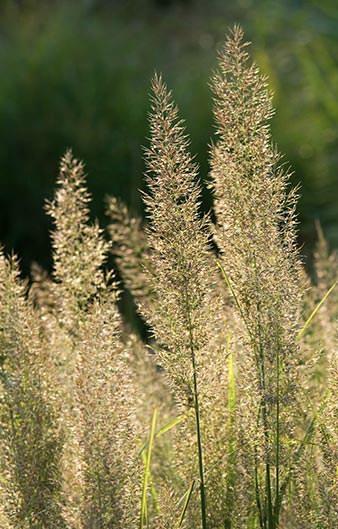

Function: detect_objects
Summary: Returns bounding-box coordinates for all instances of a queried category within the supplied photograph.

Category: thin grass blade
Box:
[139,412,188,456]
[140,408,158,529]
[297,281,337,340]
[177,480,196,528]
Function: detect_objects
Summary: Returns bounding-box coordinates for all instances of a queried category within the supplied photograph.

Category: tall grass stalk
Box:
[141,74,216,529]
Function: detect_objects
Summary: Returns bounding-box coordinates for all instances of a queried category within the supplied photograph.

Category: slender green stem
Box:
[254,404,265,529]
[191,357,208,529]
[255,445,265,529]
[183,278,208,529]
[265,461,274,529]
[275,338,280,529]
[255,328,273,529]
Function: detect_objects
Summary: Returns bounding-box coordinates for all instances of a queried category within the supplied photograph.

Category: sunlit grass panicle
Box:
[210,26,305,527]
[142,74,214,406]
[46,150,109,321]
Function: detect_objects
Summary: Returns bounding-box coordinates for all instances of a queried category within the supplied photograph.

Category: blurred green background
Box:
[0,0,337,273]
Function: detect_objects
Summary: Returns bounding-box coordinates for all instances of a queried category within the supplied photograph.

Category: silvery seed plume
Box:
[107,111,240,527]
[142,73,215,407]
[46,152,143,528]
[210,26,305,526]
[46,150,109,329]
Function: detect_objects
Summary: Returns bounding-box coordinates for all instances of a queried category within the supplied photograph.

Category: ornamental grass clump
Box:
[0,26,336,529]
[45,152,145,529]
